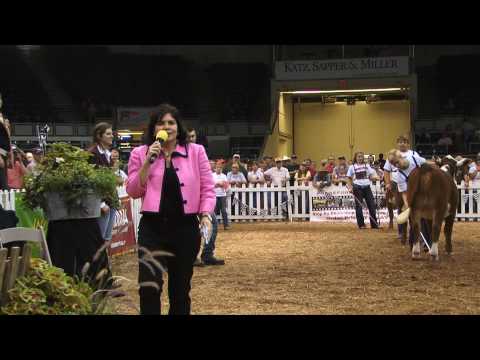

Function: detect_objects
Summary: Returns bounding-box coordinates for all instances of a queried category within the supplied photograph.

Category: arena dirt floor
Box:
[110,222,480,315]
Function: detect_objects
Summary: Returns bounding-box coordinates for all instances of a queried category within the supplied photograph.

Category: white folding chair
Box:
[0,227,52,265]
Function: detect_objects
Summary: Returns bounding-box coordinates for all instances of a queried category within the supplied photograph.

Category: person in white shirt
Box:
[387,149,427,225]
[383,135,422,239]
[264,157,290,214]
[213,162,230,230]
[247,161,265,185]
[227,163,247,187]
[347,151,380,229]
[264,158,290,187]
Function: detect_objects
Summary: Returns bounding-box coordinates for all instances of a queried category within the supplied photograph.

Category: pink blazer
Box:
[126,143,216,215]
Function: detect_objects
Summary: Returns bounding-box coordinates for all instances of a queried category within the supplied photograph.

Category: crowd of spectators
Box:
[205,152,388,191]
[415,119,480,154]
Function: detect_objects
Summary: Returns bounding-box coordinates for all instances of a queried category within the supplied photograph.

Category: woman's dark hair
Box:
[92,122,112,145]
[353,151,364,164]
[144,104,187,146]
[297,166,308,178]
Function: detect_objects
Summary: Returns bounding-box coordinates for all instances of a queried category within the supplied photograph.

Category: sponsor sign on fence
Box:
[108,195,137,256]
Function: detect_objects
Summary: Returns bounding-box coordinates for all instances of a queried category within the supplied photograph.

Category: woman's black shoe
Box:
[202,257,225,266]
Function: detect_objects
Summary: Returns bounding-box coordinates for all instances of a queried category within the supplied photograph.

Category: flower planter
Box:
[45,192,101,221]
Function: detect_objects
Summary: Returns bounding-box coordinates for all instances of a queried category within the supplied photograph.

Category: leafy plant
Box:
[0,258,94,315]
[0,242,176,315]
[23,143,120,213]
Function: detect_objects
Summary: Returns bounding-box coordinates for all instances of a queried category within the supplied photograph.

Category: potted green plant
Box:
[23,143,120,221]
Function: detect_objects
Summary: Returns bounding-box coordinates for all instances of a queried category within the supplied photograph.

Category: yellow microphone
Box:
[149,130,169,163]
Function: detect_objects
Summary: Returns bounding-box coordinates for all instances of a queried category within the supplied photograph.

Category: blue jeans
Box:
[97,207,116,241]
[201,211,218,260]
[215,196,229,228]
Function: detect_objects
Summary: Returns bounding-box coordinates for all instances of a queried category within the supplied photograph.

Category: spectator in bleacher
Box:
[332,156,349,185]
[437,132,453,147]
[248,161,265,185]
[445,124,455,139]
[294,162,312,185]
[227,163,247,187]
[416,129,431,144]
[6,147,28,189]
[325,156,336,174]
[87,101,97,123]
[462,118,476,145]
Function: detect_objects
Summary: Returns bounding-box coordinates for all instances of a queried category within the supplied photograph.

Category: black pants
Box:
[138,214,201,315]
[46,218,110,288]
[353,184,378,228]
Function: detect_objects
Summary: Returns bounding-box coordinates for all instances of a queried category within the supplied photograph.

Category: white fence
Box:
[1,182,479,239]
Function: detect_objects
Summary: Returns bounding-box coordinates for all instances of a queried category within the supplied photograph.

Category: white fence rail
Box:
[1,182,479,239]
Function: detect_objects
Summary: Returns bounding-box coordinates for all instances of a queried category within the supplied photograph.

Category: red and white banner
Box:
[108,196,137,256]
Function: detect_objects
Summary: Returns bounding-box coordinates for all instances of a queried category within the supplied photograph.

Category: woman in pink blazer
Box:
[126,104,215,315]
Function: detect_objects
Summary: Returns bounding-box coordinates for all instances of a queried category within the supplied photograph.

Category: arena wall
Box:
[294,99,410,162]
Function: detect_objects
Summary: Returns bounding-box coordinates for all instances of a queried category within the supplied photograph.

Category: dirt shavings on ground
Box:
[110,222,480,315]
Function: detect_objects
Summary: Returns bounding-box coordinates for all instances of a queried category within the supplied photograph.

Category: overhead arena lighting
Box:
[322,96,336,104]
[280,88,404,95]
[365,94,380,104]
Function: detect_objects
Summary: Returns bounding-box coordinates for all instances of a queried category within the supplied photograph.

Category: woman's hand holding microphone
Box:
[146,141,162,165]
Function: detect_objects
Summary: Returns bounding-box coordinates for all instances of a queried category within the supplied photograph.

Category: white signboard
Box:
[276,56,410,81]
[309,185,389,224]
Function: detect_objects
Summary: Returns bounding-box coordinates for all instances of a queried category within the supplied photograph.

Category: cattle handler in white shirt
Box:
[383,135,431,248]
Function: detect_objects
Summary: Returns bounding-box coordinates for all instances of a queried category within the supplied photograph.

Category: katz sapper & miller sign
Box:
[275,56,410,80]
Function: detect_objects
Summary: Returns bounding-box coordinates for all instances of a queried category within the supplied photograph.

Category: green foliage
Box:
[0,258,95,315]
[23,143,120,213]
[14,194,48,258]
